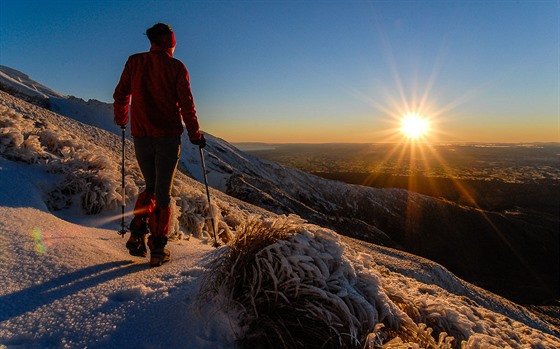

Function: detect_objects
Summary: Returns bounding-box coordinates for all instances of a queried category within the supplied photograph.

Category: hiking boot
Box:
[149,247,171,267]
[126,233,147,257]
[129,216,149,235]
[148,236,170,267]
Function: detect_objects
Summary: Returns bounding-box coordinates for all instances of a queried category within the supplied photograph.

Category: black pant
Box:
[133,136,181,208]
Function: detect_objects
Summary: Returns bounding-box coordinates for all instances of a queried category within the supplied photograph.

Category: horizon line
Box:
[231,141,560,145]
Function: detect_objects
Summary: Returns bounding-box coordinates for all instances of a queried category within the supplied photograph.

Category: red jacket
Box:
[113,46,202,141]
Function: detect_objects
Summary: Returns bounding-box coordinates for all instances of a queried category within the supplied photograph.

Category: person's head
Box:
[146,23,176,50]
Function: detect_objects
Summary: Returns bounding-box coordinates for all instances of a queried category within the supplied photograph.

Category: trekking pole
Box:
[199,146,220,247]
[118,126,128,237]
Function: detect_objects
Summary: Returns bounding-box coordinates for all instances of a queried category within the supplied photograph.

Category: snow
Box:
[0,154,235,348]
[0,71,559,348]
[0,207,234,349]
[0,65,66,100]
[49,96,116,135]
[0,147,233,348]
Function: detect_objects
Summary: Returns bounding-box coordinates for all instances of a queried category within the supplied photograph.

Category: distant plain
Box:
[239,142,560,218]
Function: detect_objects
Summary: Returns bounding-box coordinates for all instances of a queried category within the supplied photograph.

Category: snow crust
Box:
[0,65,66,99]
[1,78,559,348]
[0,206,234,348]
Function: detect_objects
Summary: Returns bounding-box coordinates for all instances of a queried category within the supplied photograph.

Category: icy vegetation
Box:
[201,218,559,348]
[1,84,559,347]
[1,103,124,214]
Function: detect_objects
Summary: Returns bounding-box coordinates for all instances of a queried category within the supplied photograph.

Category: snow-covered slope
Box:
[0,65,557,306]
[49,96,116,134]
[1,160,558,348]
[0,65,66,99]
[1,79,560,347]
[0,207,229,348]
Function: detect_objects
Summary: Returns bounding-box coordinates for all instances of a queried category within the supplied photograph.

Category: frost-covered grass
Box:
[0,103,136,215]
[200,217,560,349]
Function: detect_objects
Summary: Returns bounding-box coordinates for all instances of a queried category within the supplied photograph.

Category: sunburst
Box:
[400,113,430,141]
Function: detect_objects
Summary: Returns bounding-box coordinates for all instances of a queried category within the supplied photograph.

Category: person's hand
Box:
[191,134,206,148]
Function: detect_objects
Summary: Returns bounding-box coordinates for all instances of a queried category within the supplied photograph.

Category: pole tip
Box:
[118,229,129,238]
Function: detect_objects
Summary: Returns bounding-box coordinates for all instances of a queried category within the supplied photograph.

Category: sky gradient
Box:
[1,0,558,143]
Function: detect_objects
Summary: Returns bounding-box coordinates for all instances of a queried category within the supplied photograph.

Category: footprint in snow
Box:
[109,285,153,302]
[181,267,203,279]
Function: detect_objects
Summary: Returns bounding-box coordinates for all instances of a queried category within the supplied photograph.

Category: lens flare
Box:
[31,227,47,255]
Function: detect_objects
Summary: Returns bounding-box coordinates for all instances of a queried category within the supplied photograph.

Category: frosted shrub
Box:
[40,132,126,214]
[40,128,73,155]
[1,103,133,214]
[221,209,245,229]
[45,167,117,214]
[200,217,380,349]
[0,106,35,131]
[0,106,45,163]
[171,180,233,244]
[20,135,46,163]
[166,196,183,241]
[0,127,24,155]
[199,216,478,349]
[173,192,207,238]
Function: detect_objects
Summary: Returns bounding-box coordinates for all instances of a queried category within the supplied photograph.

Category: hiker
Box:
[113,22,206,267]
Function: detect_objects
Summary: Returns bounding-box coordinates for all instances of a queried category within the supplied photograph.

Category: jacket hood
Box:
[150,44,174,57]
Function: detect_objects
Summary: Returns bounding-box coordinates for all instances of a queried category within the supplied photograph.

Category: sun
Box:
[400,113,430,140]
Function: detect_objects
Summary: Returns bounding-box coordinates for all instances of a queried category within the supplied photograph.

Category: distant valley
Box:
[240,142,560,215]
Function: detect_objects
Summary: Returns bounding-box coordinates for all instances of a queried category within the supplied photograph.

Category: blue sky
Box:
[0,0,558,143]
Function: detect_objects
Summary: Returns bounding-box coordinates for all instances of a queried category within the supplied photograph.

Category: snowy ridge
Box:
[1,83,560,347]
[0,65,66,99]
[49,96,116,134]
